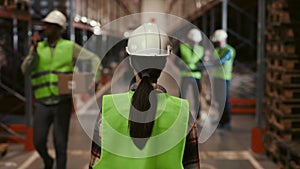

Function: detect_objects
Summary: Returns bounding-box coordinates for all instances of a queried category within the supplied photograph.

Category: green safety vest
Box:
[179,43,204,79]
[212,44,236,80]
[31,39,74,99]
[93,91,189,169]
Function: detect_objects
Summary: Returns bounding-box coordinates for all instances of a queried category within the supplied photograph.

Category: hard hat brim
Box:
[126,45,171,57]
[43,19,66,29]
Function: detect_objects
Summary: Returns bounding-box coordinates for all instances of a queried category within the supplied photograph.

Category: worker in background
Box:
[21,10,101,169]
[179,28,204,119]
[89,23,200,169]
[211,29,236,129]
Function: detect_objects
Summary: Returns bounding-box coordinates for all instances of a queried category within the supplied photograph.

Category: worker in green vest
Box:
[179,28,204,119]
[89,23,200,169]
[21,10,101,169]
[211,29,236,129]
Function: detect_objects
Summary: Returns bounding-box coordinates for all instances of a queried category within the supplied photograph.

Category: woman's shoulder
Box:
[103,91,132,97]
[158,93,189,108]
[163,93,188,102]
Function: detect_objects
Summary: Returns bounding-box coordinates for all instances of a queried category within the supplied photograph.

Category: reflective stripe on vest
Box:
[93,91,189,169]
[212,44,236,80]
[31,39,74,99]
[180,43,203,79]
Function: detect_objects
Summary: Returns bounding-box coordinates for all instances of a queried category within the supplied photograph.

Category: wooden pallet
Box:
[267,10,291,24]
[267,0,288,11]
[267,121,300,141]
[267,52,300,59]
[264,132,299,169]
[289,153,300,169]
[266,57,300,72]
[265,97,300,116]
[265,83,300,101]
[266,26,295,42]
[266,15,300,37]
[277,141,300,169]
[266,71,300,88]
[264,132,281,162]
[265,145,279,164]
[273,106,300,119]
[264,106,300,121]
[266,41,296,55]
[265,110,300,131]
[277,142,291,169]
[277,103,300,115]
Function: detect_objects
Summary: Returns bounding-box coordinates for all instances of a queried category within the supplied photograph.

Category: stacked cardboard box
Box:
[57,73,94,95]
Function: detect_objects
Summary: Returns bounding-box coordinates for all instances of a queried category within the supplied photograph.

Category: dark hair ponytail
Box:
[128,56,166,149]
[129,70,160,149]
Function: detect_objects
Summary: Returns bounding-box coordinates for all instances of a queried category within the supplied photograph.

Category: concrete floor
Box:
[200,115,276,169]
[0,114,277,169]
[0,67,277,169]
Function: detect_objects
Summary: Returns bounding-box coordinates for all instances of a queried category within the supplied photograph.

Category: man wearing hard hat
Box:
[179,28,204,119]
[21,10,101,169]
[211,29,236,129]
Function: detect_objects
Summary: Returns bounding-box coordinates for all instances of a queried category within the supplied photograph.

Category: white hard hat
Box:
[188,28,202,43]
[43,10,67,29]
[212,29,228,42]
[126,23,171,57]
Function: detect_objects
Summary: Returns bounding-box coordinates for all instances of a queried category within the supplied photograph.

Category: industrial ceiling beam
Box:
[186,0,222,22]
[114,0,133,15]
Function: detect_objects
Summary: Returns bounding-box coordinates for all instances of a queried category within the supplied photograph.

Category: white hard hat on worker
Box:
[43,10,67,29]
[187,28,202,43]
[212,29,228,42]
[126,23,171,57]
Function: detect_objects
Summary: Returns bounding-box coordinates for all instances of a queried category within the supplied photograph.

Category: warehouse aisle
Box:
[0,115,92,169]
[1,0,300,168]
[0,114,277,169]
[0,65,277,169]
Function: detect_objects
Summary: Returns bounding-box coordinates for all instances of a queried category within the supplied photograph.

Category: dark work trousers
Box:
[212,78,231,127]
[219,79,231,126]
[180,76,201,119]
[33,99,72,169]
